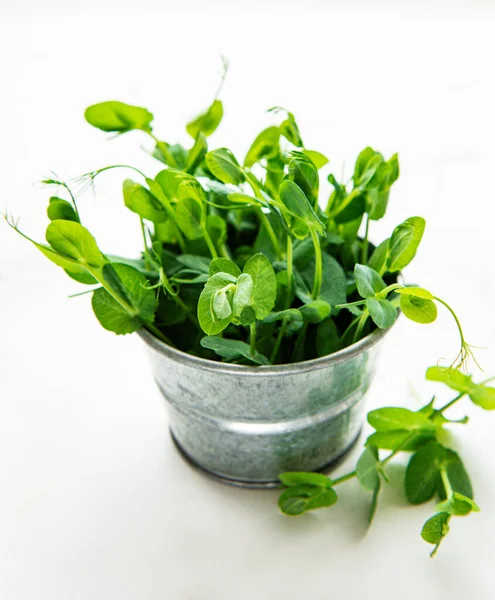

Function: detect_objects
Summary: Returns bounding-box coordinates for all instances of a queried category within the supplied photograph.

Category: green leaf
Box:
[232,273,253,316]
[300,301,331,324]
[299,253,347,308]
[123,179,167,223]
[316,318,341,357]
[186,99,223,138]
[209,258,241,278]
[200,336,270,365]
[437,492,480,516]
[278,485,337,515]
[366,429,436,452]
[367,239,389,274]
[368,407,434,433]
[356,445,380,492]
[400,294,437,324]
[396,286,434,300]
[366,298,397,329]
[91,263,157,334]
[278,110,303,147]
[426,367,495,410]
[47,197,79,222]
[205,148,245,185]
[438,450,473,500]
[46,221,103,268]
[244,126,280,167]
[243,253,277,319]
[279,180,323,232]
[421,512,451,556]
[263,309,304,334]
[405,442,446,505]
[353,147,383,187]
[279,472,333,488]
[84,101,153,133]
[185,133,208,173]
[303,150,329,169]
[386,216,426,273]
[288,152,319,206]
[175,183,205,240]
[197,272,237,335]
[369,480,381,524]
[212,289,232,319]
[153,142,188,168]
[354,264,386,298]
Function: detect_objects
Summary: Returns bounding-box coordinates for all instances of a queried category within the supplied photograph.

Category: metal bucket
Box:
[139,327,392,487]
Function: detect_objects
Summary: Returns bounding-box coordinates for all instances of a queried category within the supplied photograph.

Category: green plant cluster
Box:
[278,367,495,556]
[6,83,473,367]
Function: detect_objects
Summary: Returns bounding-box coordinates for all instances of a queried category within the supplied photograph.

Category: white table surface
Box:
[1,2,495,598]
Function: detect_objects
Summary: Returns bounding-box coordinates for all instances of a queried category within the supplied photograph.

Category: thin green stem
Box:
[202,226,219,259]
[61,182,81,223]
[353,309,369,343]
[140,218,150,269]
[433,296,465,348]
[440,467,454,498]
[310,228,322,299]
[145,323,175,346]
[250,322,257,355]
[244,171,282,259]
[270,237,293,364]
[87,164,147,180]
[332,431,419,487]
[361,213,370,264]
[336,299,366,309]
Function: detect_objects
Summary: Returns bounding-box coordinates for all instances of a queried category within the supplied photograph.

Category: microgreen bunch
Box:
[278,367,495,556]
[5,75,475,369]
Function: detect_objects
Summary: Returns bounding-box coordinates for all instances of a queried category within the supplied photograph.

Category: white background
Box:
[1,1,495,598]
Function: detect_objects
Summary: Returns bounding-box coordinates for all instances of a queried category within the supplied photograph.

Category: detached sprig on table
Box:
[278,367,495,557]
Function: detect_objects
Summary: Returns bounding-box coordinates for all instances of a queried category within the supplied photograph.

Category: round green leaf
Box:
[278,485,337,516]
[205,148,245,185]
[243,253,277,320]
[197,273,237,335]
[400,294,437,324]
[354,264,386,298]
[405,442,446,505]
[366,297,397,329]
[123,179,167,223]
[46,220,103,268]
[47,197,79,223]
[209,258,241,278]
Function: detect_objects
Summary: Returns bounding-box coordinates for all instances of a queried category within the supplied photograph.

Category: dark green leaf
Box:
[278,485,337,515]
[288,153,319,206]
[421,512,451,556]
[279,472,333,488]
[200,336,270,365]
[366,297,397,329]
[354,264,386,298]
[405,442,446,504]
[316,318,341,357]
[356,445,380,491]
[263,309,304,334]
[300,301,331,324]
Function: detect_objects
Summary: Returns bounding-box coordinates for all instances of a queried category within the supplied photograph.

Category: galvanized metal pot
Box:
[139,327,391,487]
